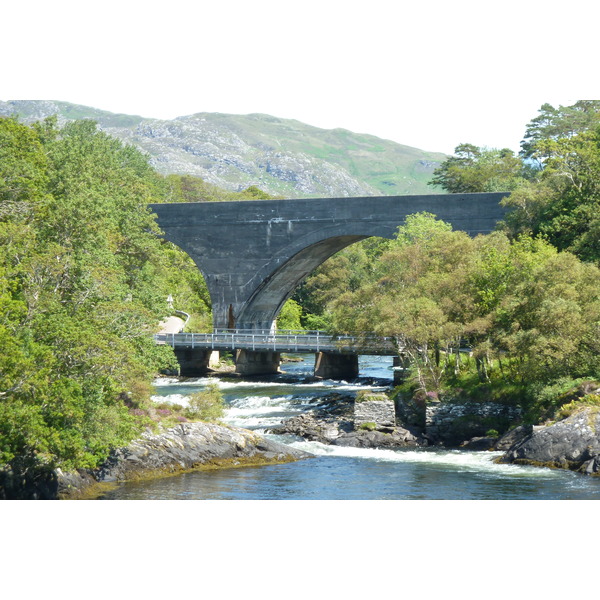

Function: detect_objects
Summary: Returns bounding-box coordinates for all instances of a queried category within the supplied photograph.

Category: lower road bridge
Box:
[155,329,402,379]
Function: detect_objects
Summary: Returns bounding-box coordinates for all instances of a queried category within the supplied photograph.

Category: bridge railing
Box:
[154,329,398,355]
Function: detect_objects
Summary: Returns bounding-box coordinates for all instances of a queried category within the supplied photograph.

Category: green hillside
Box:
[0,100,447,197]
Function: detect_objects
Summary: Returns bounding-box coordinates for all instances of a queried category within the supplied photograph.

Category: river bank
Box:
[5,355,600,500]
[266,388,600,476]
[144,361,600,497]
[1,421,312,500]
[62,421,311,499]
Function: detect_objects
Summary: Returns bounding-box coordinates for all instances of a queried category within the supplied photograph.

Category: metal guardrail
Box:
[154,329,398,355]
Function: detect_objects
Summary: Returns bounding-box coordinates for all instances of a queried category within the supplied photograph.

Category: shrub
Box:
[185,383,225,422]
[555,394,600,420]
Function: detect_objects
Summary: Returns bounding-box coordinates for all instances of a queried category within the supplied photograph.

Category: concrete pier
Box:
[234,349,281,376]
[314,352,359,380]
[173,347,212,377]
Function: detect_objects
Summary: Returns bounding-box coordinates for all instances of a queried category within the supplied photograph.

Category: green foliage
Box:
[426,101,600,266]
[503,101,600,264]
[160,174,277,203]
[185,383,225,422]
[324,209,600,405]
[428,143,528,193]
[519,133,600,261]
[355,391,389,404]
[277,298,303,331]
[0,116,214,475]
[520,101,600,162]
[556,394,600,421]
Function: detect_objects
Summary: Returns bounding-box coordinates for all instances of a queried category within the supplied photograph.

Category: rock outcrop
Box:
[498,408,600,474]
[56,422,312,499]
[270,392,426,449]
[0,101,445,198]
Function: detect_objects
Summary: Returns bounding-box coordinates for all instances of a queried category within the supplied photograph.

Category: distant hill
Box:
[0,100,447,198]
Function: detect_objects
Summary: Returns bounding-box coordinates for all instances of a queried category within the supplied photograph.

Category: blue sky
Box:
[2,1,593,153]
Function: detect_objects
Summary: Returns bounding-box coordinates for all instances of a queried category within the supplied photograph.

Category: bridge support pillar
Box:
[314,352,359,381]
[235,349,280,376]
[174,348,212,377]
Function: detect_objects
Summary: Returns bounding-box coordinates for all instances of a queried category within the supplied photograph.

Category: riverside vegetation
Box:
[1,101,600,496]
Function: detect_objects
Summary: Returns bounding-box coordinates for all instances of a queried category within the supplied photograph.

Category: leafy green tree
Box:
[277,298,303,330]
[520,100,600,163]
[0,117,190,476]
[504,125,600,263]
[428,143,527,193]
[160,174,277,203]
[327,210,600,397]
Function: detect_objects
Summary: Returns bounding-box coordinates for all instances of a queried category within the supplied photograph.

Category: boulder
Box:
[493,425,533,451]
[331,426,424,449]
[498,408,600,474]
[270,411,352,444]
[459,436,497,451]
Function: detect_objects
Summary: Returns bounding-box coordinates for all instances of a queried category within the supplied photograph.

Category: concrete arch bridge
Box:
[150,192,509,378]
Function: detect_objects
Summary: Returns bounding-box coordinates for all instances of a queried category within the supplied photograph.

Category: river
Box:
[97,355,600,500]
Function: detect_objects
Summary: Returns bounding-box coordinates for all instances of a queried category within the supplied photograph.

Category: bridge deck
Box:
[154,329,398,356]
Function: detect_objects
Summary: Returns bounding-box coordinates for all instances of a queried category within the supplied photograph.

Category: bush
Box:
[185,383,225,422]
[555,394,600,421]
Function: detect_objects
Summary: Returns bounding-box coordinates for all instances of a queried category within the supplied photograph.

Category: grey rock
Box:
[332,427,424,449]
[0,101,445,198]
[54,422,312,497]
[499,408,600,473]
[493,425,533,451]
[459,437,497,451]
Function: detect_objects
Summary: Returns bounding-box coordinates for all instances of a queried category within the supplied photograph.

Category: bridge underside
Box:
[150,192,509,331]
[172,346,361,379]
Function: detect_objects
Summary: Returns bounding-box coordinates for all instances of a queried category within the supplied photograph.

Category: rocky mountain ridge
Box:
[0,100,446,198]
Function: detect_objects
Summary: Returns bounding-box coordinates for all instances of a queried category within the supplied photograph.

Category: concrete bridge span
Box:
[150,192,509,333]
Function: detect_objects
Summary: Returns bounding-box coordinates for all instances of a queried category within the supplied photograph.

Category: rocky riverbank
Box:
[496,407,600,475]
[269,391,600,477]
[2,422,312,500]
[269,392,427,448]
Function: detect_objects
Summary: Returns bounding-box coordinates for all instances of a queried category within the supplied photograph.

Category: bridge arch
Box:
[239,234,369,329]
[150,192,509,331]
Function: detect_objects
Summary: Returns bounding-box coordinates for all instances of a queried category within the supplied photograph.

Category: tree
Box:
[504,125,600,263]
[428,143,527,193]
[520,100,600,163]
[0,117,182,474]
[277,298,303,330]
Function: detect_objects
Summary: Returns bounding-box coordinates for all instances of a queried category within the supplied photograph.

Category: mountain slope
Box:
[0,100,446,198]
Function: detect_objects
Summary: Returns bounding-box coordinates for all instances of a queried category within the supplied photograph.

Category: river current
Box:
[98,355,600,500]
